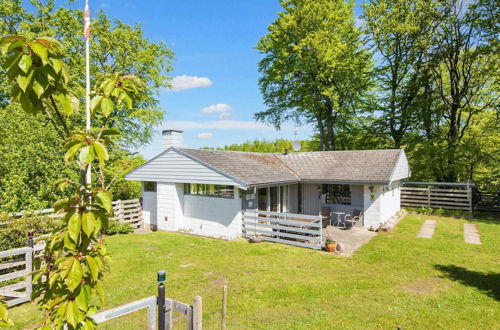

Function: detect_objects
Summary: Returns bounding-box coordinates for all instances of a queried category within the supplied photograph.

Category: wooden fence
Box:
[401,186,472,212]
[8,198,143,229]
[242,210,323,250]
[0,243,44,307]
[476,192,500,211]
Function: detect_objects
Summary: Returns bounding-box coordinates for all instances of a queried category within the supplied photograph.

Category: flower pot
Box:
[325,241,337,252]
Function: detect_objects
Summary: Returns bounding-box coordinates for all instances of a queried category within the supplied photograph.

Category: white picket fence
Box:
[8,198,143,229]
[242,210,323,250]
[0,243,44,307]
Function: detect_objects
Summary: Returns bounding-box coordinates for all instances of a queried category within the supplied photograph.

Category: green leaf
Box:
[93,141,109,167]
[86,256,99,281]
[67,211,81,243]
[32,80,45,97]
[58,93,73,115]
[53,198,69,212]
[102,80,115,97]
[64,233,77,250]
[71,95,80,113]
[90,95,102,114]
[79,145,95,164]
[49,273,60,289]
[100,97,114,117]
[82,211,97,236]
[4,51,22,71]
[65,142,83,163]
[31,41,48,64]
[64,300,82,327]
[19,93,34,113]
[18,54,32,73]
[17,70,33,92]
[75,284,90,311]
[65,258,83,292]
[94,191,113,213]
[51,58,63,73]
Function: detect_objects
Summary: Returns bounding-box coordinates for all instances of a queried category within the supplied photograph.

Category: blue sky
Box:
[91,0,364,159]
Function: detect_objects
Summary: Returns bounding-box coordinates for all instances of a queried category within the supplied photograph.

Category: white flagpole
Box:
[85,0,91,185]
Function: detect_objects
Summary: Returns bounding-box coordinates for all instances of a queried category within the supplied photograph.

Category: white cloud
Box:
[197,132,214,139]
[201,103,232,114]
[218,112,232,119]
[169,75,213,92]
[164,120,272,130]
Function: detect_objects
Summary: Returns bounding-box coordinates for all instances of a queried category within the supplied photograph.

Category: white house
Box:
[125,130,411,240]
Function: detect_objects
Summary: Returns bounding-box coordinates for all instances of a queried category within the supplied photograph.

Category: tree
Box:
[256,0,373,151]
[428,0,498,182]
[363,0,438,148]
[0,0,168,211]
[1,34,145,328]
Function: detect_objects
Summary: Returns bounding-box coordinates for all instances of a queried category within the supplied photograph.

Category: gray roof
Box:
[177,148,405,186]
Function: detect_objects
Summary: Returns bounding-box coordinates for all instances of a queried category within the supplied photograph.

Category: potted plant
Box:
[325,234,337,252]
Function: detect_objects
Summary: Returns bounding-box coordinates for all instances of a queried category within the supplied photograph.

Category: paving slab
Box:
[417,219,436,239]
[464,223,481,244]
[323,226,377,257]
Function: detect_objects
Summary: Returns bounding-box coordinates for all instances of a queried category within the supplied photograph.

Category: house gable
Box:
[389,150,411,182]
[125,148,247,188]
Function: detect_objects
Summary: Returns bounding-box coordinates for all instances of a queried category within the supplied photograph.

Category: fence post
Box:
[467,182,473,214]
[193,296,202,330]
[427,186,431,207]
[157,270,166,330]
[221,285,227,330]
[26,230,35,298]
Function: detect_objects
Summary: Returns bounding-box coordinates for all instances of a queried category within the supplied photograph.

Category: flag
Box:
[84,0,90,40]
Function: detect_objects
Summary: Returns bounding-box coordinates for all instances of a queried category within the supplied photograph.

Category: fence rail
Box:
[401,186,472,212]
[476,192,500,211]
[242,210,322,250]
[6,198,143,229]
[0,243,44,307]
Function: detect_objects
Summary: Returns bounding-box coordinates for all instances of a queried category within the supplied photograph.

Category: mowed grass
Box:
[10,213,500,329]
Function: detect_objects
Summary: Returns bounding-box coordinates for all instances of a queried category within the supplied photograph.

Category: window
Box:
[144,181,156,192]
[184,183,234,198]
[322,184,351,205]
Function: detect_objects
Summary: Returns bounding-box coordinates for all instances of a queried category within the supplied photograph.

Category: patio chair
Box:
[320,206,332,227]
[344,209,363,228]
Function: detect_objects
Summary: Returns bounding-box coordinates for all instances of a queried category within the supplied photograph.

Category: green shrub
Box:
[0,214,56,251]
[104,221,133,235]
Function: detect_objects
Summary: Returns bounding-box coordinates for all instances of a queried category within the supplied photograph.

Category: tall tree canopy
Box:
[256,0,373,151]
[0,0,172,211]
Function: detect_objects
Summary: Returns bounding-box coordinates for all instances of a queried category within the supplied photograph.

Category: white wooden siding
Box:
[363,184,382,228]
[390,150,411,182]
[302,184,320,215]
[287,184,299,214]
[379,182,401,223]
[141,184,157,228]
[126,150,243,187]
[181,190,242,239]
[156,182,182,231]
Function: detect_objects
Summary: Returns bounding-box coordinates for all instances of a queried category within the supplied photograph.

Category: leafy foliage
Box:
[0,0,170,212]
[1,32,144,328]
[104,221,133,236]
[0,214,55,251]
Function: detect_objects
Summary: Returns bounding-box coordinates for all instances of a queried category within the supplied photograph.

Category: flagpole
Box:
[85,0,91,185]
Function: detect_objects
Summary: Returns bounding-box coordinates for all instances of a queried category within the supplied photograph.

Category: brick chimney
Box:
[162,130,183,150]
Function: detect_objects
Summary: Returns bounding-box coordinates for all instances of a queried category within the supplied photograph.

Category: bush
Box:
[0,213,56,251]
[104,221,133,235]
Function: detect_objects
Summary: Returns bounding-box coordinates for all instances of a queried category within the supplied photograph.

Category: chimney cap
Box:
[162,129,183,134]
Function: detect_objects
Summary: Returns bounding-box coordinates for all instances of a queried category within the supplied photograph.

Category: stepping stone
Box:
[464,223,481,245]
[417,219,436,239]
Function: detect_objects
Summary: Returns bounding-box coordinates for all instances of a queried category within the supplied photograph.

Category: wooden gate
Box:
[0,243,44,307]
[242,210,323,250]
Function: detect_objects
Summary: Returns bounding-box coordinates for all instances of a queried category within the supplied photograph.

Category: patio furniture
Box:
[332,211,346,228]
[321,206,332,227]
[344,209,363,228]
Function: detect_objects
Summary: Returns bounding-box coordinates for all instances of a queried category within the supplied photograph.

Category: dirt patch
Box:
[400,277,452,295]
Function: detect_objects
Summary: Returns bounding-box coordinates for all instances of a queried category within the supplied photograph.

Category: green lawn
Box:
[10,213,500,329]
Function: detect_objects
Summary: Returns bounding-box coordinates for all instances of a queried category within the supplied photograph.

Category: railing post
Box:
[26,230,35,298]
[193,296,202,330]
[427,186,431,207]
[467,182,473,214]
[157,270,166,330]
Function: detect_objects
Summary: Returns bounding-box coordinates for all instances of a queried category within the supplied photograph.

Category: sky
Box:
[89,0,365,159]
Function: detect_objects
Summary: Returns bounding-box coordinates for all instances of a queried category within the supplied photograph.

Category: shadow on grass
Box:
[472,211,500,224]
[435,265,500,301]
